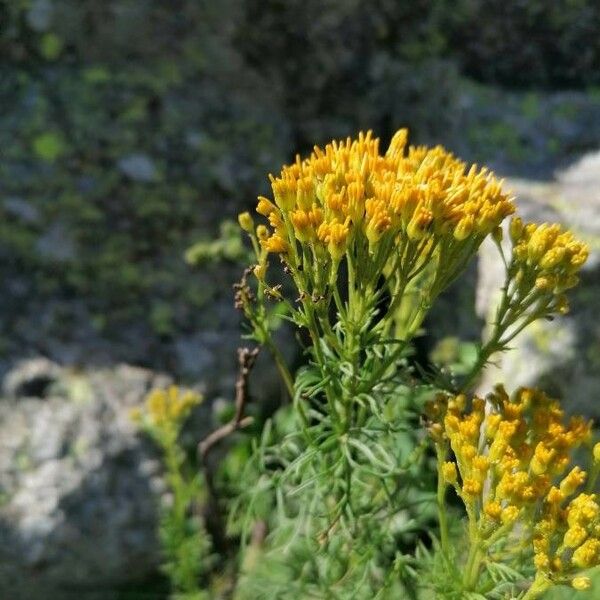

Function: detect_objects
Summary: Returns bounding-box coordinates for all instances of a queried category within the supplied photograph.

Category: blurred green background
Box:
[3,0,600,383]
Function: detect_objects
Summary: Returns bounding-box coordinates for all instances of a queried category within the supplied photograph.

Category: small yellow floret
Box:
[560,467,587,498]
[462,477,482,499]
[572,576,592,591]
[501,505,520,525]
[564,525,588,548]
[484,501,502,521]
[534,552,550,571]
[256,196,277,217]
[261,234,288,254]
[442,462,457,485]
[572,538,600,569]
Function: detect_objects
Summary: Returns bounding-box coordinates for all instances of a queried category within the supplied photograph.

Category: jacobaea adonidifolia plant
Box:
[232,129,594,599]
[137,129,595,599]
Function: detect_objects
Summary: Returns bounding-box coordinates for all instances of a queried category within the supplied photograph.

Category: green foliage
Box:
[446,1,600,88]
[185,221,251,267]
[219,129,598,599]
[132,387,213,599]
[159,496,212,600]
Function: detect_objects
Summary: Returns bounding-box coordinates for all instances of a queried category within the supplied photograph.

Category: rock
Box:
[117,153,158,182]
[3,197,40,224]
[174,325,295,406]
[36,222,77,262]
[0,361,181,598]
[556,151,600,270]
[2,357,62,398]
[475,152,600,418]
[26,0,54,32]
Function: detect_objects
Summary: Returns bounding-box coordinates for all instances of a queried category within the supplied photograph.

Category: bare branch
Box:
[199,346,260,459]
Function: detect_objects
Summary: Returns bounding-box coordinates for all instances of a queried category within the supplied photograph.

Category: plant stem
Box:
[520,575,549,600]
[463,507,482,590]
[263,334,294,399]
[435,443,451,559]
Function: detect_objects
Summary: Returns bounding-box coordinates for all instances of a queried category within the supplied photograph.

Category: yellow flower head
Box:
[564,525,588,548]
[251,129,515,308]
[572,538,600,569]
[508,217,588,316]
[132,386,202,434]
[436,386,599,585]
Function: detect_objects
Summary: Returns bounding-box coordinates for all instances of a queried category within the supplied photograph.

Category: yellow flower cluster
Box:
[252,129,514,277]
[435,386,596,587]
[131,385,202,432]
[508,217,589,315]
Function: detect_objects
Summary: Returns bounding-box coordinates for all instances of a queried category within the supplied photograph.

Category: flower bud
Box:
[442,462,457,485]
[509,217,523,243]
[256,225,269,241]
[238,211,254,232]
[501,505,519,525]
[594,442,600,464]
[540,247,566,269]
[454,215,474,241]
[571,576,591,591]
[253,263,267,281]
[256,196,276,216]
[560,467,586,497]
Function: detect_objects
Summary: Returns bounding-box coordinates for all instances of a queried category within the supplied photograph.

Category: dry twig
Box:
[199,346,259,458]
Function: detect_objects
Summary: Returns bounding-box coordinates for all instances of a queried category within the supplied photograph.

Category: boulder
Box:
[0,360,179,598]
[475,151,600,417]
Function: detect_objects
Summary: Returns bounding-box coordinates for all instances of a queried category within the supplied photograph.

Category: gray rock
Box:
[175,330,238,389]
[475,152,600,418]
[2,357,62,398]
[0,361,178,598]
[3,197,40,224]
[174,325,296,406]
[26,0,54,32]
[556,150,600,270]
[36,222,76,262]
[117,153,158,182]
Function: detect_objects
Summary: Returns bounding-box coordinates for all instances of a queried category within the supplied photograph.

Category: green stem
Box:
[303,298,342,428]
[459,340,498,393]
[463,507,483,590]
[252,313,295,399]
[520,575,550,600]
[163,436,186,517]
[586,460,600,493]
[435,444,451,559]
[265,336,294,399]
